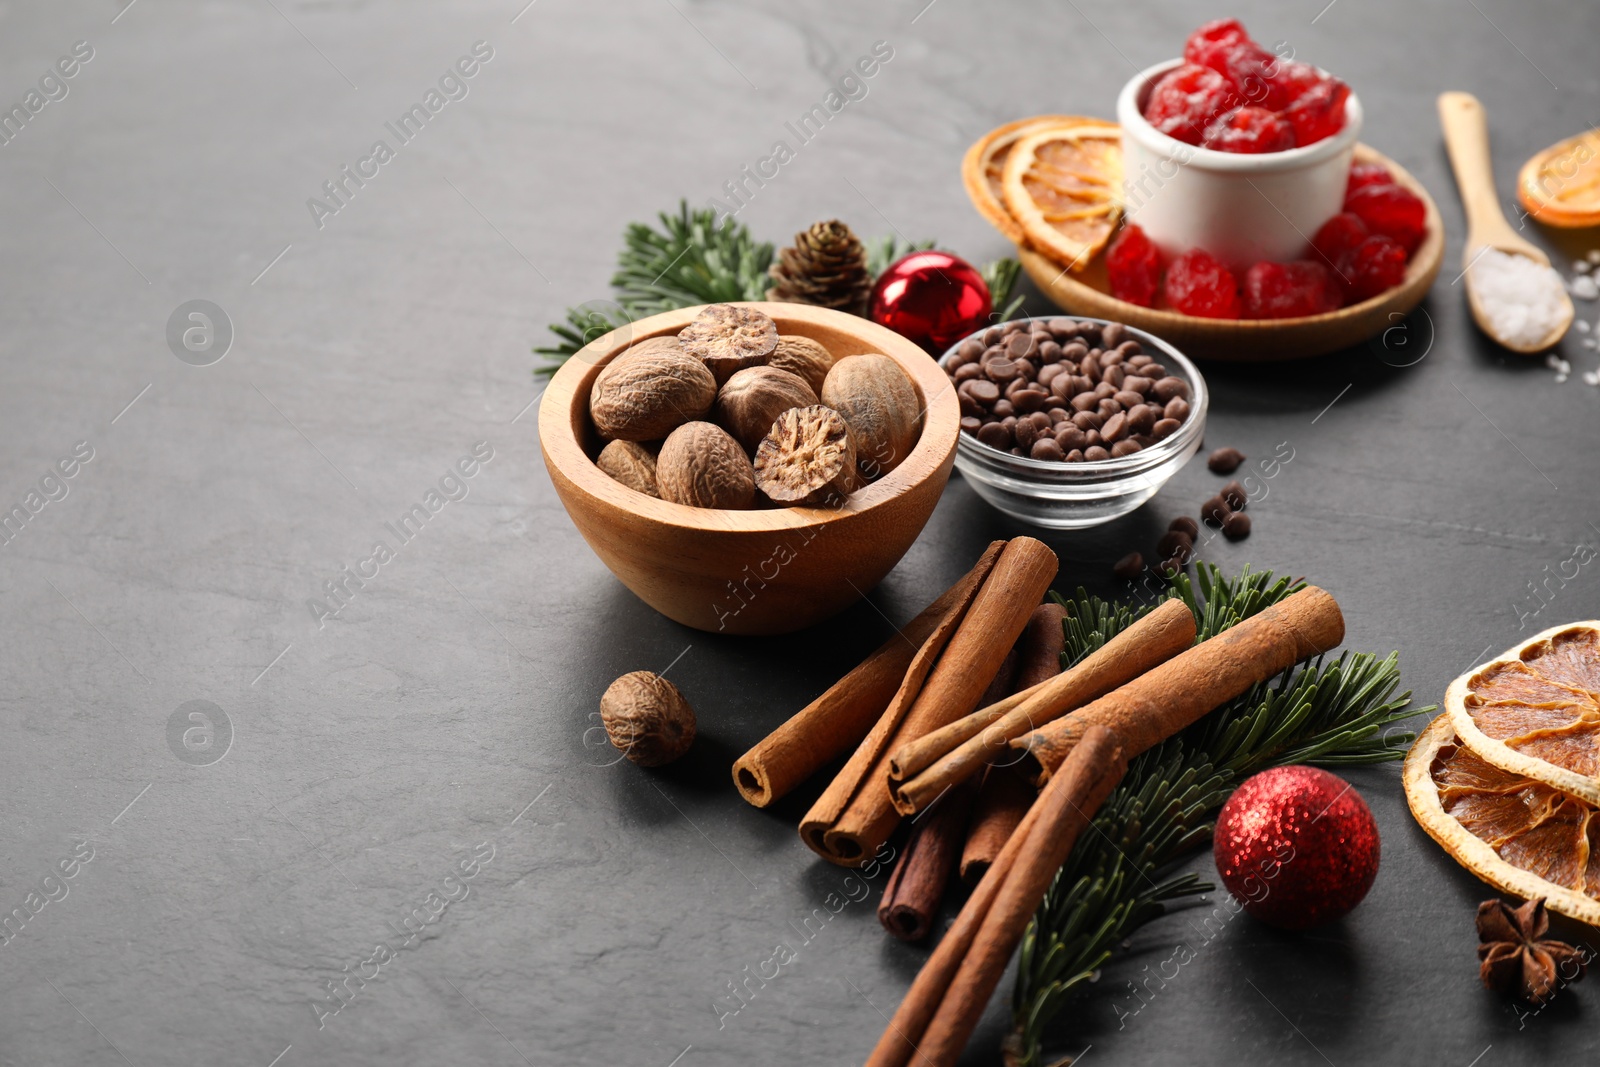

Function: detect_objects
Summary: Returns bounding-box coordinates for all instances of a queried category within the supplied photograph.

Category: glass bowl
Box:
[938,316,1208,529]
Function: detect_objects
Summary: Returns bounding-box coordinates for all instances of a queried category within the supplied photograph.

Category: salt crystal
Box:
[1579,260,1595,274]
[1579,319,1593,332]
[1572,274,1600,301]
[1585,369,1600,386]
[1546,353,1571,382]
[1468,248,1571,348]
[1586,336,1599,349]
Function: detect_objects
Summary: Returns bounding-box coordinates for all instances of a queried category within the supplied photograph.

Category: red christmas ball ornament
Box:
[1213,765,1380,930]
[868,251,992,352]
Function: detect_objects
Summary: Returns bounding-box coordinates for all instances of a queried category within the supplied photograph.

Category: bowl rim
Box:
[1116,58,1364,172]
[938,315,1208,476]
[538,301,961,532]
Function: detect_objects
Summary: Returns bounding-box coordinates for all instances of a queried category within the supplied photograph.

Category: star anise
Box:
[1477,898,1587,1005]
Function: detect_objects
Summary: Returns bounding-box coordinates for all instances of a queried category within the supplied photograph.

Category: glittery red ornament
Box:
[1212,765,1380,930]
[868,251,992,353]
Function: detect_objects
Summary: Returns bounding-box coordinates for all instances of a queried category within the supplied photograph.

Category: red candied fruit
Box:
[1340,235,1408,302]
[1107,224,1164,307]
[1243,260,1342,318]
[1282,78,1350,146]
[1268,60,1326,106]
[1344,182,1426,255]
[1309,212,1369,272]
[1164,249,1241,319]
[1144,64,1233,145]
[1184,19,1249,69]
[1346,162,1395,195]
[1203,106,1294,153]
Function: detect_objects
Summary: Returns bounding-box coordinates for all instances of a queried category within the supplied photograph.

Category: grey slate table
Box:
[3,1,1599,1064]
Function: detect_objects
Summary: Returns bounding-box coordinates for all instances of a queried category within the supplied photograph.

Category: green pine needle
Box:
[1008,565,1428,1067]
[533,202,773,374]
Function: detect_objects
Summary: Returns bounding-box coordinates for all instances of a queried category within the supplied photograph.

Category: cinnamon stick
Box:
[953,603,1062,885]
[889,598,1195,815]
[959,763,1033,884]
[1015,585,1345,782]
[800,537,1059,867]
[863,724,1126,1067]
[730,542,1005,807]
[877,777,977,942]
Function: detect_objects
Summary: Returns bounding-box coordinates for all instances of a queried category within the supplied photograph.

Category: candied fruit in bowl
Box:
[1144,64,1233,145]
[1282,78,1350,147]
[1340,234,1408,302]
[1107,224,1164,307]
[1202,106,1294,153]
[1344,182,1427,255]
[1242,260,1342,318]
[1310,212,1369,272]
[1164,249,1241,319]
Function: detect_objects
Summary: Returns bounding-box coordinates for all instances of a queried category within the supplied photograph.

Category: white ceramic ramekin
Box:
[1116,59,1363,267]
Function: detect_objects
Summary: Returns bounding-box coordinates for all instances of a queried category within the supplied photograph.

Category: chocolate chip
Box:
[1072,410,1103,431]
[1201,496,1232,526]
[1112,552,1144,579]
[1125,404,1158,435]
[1142,364,1167,380]
[1055,425,1087,451]
[1220,480,1247,510]
[1065,448,1084,462]
[1097,398,1122,417]
[1223,512,1252,541]
[1156,530,1193,559]
[1153,377,1190,403]
[1102,364,1126,388]
[1110,439,1143,457]
[960,379,1000,405]
[1114,390,1146,409]
[953,363,982,383]
[1157,556,1184,577]
[1163,398,1190,422]
[982,326,1004,346]
[992,398,1015,419]
[1006,334,1036,359]
[1039,340,1063,364]
[1168,516,1199,539]
[1014,389,1050,413]
[1084,445,1110,462]
[1151,417,1181,440]
[1031,438,1064,462]
[977,422,1012,450]
[1101,322,1126,348]
[960,416,982,435]
[958,338,985,361]
[1207,447,1245,474]
[1014,418,1041,452]
[1121,375,1153,396]
[1101,412,1128,442]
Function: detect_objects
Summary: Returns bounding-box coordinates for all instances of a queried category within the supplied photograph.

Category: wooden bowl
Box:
[538,302,959,636]
[1019,145,1444,362]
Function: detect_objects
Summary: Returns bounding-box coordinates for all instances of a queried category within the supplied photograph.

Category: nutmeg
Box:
[595,440,659,497]
[599,670,696,767]
[753,405,857,506]
[820,354,923,481]
[677,304,778,383]
[767,335,836,395]
[713,366,819,453]
[657,421,756,510]
[589,337,716,441]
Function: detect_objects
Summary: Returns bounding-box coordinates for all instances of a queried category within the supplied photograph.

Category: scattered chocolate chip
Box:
[1220,480,1247,510]
[1156,530,1194,560]
[1167,515,1200,539]
[1207,447,1245,474]
[1201,495,1232,526]
[1112,552,1144,580]
[1222,512,1252,541]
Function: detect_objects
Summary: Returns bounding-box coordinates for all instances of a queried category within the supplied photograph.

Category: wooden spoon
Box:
[1438,91,1574,353]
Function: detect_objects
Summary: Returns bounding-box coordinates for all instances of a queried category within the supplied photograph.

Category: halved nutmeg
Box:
[753,405,857,506]
[678,304,778,383]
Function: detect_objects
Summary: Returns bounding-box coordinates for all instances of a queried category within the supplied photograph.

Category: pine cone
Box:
[767,220,872,316]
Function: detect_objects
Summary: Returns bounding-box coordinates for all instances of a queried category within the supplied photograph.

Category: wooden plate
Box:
[1017,145,1444,362]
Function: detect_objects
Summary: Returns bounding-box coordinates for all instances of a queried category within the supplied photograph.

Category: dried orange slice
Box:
[1518,129,1600,228]
[1445,622,1600,805]
[1001,126,1124,272]
[1405,715,1600,926]
[961,115,1118,246]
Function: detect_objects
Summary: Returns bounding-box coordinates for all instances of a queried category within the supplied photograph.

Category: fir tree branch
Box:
[1008,565,1428,1067]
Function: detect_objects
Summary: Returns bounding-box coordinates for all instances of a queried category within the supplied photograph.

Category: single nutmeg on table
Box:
[599,670,697,767]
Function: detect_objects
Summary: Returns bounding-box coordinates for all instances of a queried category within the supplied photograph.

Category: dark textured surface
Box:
[3,1,1598,1064]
